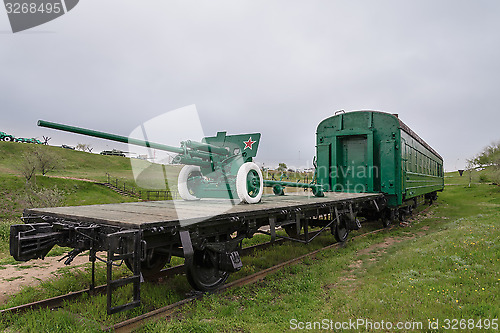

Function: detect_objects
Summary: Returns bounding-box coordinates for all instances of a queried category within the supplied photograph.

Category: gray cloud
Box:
[1,0,499,170]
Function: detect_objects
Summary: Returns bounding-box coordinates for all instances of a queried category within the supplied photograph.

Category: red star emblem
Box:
[243,137,256,150]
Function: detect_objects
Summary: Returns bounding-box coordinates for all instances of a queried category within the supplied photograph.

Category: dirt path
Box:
[0,176,102,305]
[0,255,91,305]
[41,175,99,183]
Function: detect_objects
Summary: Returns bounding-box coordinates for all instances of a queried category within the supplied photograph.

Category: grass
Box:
[0,141,181,220]
[0,141,175,220]
[0,142,151,262]
[134,182,498,332]
[0,141,498,332]
[0,141,181,184]
[0,141,133,180]
[0,174,137,258]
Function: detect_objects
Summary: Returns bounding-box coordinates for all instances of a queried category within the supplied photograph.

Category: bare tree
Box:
[18,151,38,183]
[42,136,51,145]
[34,147,59,175]
[75,143,86,151]
[23,184,65,208]
[76,143,92,153]
[465,158,475,188]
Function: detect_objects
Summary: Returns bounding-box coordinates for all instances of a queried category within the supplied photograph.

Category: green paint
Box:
[38,120,263,200]
[316,111,444,207]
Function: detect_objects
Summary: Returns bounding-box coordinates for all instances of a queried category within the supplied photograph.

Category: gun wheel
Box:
[236,162,263,204]
[178,165,202,201]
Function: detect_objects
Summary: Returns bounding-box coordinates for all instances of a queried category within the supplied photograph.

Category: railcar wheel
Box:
[125,250,169,278]
[284,223,302,238]
[333,216,349,243]
[236,162,263,204]
[186,250,229,291]
[381,209,395,228]
[178,165,202,201]
[426,192,438,205]
[399,209,407,222]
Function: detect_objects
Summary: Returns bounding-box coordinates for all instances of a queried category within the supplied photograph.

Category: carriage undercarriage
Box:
[11,192,386,314]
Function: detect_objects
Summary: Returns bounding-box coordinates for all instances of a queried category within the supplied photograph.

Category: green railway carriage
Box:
[315,110,444,209]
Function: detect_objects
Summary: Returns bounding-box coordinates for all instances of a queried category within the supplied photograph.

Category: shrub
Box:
[479,174,489,183]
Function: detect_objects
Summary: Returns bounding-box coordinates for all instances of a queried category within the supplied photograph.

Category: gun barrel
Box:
[38,120,184,154]
[184,140,229,156]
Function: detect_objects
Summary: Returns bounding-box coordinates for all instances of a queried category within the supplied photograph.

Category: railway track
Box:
[0,231,295,316]
[108,224,396,332]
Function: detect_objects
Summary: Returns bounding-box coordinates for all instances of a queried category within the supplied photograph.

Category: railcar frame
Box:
[11,193,384,314]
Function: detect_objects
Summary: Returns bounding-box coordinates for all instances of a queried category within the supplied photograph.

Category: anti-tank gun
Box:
[38,120,264,203]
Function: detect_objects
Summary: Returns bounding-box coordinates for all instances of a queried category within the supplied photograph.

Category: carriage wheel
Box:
[125,250,169,278]
[178,165,202,200]
[399,208,407,222]
[381,208,396,228]
[186,250,229,291]
[284,223,302,238]
[236,162,263,204]
[333,216,349,243]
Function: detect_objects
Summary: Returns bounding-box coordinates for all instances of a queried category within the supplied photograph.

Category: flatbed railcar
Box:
[12,192,383,314]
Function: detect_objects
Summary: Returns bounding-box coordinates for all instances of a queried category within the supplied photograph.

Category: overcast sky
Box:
[1,0,499,171]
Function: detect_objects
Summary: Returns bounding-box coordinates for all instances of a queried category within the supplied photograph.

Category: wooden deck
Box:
[25,192,382,229]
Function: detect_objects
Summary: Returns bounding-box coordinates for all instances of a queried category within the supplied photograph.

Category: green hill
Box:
[0,141,136,181]
[0,141,184,258]
[0,142,181,221]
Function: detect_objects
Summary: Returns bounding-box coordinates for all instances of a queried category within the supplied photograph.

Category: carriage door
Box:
[339,135,368,192]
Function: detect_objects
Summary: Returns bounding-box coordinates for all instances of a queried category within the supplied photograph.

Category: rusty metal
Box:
[0,237,289,315]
